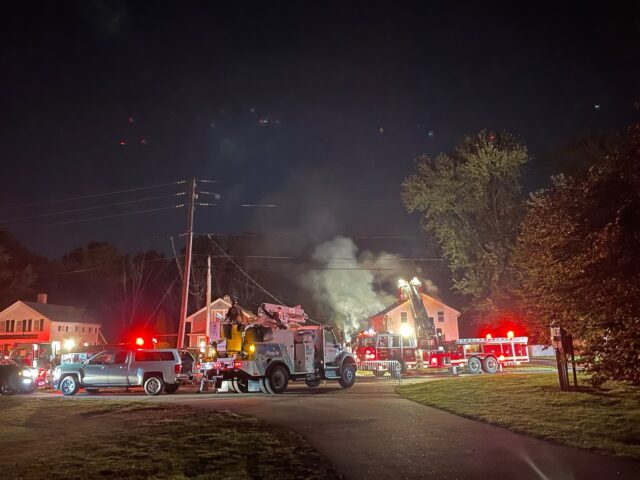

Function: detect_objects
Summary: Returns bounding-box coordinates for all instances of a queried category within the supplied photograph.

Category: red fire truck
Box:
[354,277,529,373]
[355,330,529,373]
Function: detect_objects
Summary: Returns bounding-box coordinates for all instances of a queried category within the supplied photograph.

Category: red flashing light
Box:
[135,337,145,347]
[233,361,243,369]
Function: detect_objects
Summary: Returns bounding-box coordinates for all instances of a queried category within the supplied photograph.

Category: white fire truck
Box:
[200,303,357,394]
[354,277,529,373]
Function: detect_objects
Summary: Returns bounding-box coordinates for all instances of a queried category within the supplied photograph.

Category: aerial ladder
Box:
[398,278,441,367]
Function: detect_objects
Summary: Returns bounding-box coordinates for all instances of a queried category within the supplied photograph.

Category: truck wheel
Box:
[339,364,356,388]
[164,384,179,394]
[305,378,321,388]
[482,356,499,374]
[467,357,482,374]
[266,365,289,394]
[233,379,249,393]
[60,376,79,396]
[85,388,100,394]
[143,376,164,396]
[1,383,14,395]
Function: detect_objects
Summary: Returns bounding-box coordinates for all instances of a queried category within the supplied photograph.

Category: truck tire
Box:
[233,379,249,393]
[164,384,179,394]
[467,356,482,374]
[85,388,100,394]
[305,378,321,388]
[266,365,289,394]
[482,355,499,374]
[143,376,164,396]
[338,364,356,389]
[1,382,14,395]
[60,376,80,396]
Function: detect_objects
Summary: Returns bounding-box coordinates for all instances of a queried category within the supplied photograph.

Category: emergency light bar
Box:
[456,337,528,345]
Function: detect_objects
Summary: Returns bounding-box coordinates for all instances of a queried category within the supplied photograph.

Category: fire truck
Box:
[355,330,529,373]
[200,303,357,394]
[354,277,529,373]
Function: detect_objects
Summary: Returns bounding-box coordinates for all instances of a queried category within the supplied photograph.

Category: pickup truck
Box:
[53,349,185,396]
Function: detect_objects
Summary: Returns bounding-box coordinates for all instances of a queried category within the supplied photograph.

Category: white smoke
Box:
[303,236,401,336]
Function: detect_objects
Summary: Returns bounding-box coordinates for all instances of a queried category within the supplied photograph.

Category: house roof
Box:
[367,293,460,320]
[21,301,97,324]
[186,297,255,322]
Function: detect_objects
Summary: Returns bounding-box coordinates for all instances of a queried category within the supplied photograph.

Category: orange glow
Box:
[507,331,514,339]
[135,337,145,346]
[486,333,492,339]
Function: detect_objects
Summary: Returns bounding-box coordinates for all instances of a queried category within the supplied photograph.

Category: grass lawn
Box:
[397,373,640,460]
[0,397,341,480]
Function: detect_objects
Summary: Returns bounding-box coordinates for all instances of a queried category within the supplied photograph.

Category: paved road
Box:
[46,379,639,480]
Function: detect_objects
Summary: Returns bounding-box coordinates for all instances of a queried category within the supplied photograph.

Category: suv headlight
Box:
[21,369,33,378]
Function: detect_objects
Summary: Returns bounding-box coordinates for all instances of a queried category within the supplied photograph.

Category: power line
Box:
[8,205,184,231]
[0,180,186,211]
[0,193,185,223]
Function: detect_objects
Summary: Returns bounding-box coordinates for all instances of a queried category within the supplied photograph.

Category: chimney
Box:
[36,293,48,304]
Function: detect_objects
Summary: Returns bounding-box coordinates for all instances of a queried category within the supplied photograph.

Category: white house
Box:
[367,292,460,342]
[0,294,103,357]
[183,295,255,350]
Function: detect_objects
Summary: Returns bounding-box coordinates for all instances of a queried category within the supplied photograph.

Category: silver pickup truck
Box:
[53,349,185,396]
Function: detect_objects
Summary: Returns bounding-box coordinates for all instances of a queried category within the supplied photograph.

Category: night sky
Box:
[1,1,639,259]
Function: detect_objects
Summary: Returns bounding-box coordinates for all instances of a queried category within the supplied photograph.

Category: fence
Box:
[356,360,402,384]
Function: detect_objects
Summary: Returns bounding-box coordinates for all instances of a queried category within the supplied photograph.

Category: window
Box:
[58,325,62,332]
[437,311,445,323]
[88,327,92,333]
[391,335,401,348]
[65,326,69,332]
[82,327,85,333]
[400,312,408,324]
[4,320,10,332]
[75,326,78,333]
[377,335,389,348]
[135,351,175,362]
[402,336,414,347]
[27,319,32,332]
[114,351,128,364]
[324,329,337,345]
[10,320,15,332]
[21,319,27,332]
[39,319,44,331]
[89,352,116,365]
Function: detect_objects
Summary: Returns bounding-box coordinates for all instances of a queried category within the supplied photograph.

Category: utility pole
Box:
[177,178,196,349]
[205,254,212,342]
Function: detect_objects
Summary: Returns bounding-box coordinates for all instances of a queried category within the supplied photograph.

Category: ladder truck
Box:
[355,277,529,373]
[200,303,357,394]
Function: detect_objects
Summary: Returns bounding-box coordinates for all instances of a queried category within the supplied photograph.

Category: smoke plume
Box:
[303,236,420,336]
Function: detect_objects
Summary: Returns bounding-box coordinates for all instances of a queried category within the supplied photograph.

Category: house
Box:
[184,295,256,350]
[367,292,460,342]
[0,293,103,358]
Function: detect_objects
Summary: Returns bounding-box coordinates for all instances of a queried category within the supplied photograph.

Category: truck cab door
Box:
[107,351,130,385]
[323,329,340,366]
[82,352,113,385]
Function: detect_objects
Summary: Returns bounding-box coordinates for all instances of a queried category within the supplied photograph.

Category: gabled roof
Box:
[20,301,97,324]
[367,293,460,320]
[186,297,254,322]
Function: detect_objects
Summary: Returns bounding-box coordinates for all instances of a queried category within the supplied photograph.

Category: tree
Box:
[0,232,40,307]
[516,125,640,385]
[402,130,529,316]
